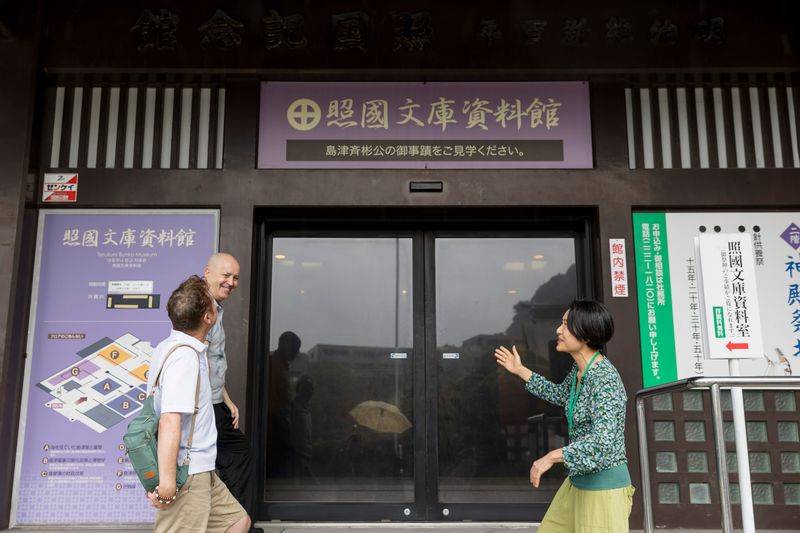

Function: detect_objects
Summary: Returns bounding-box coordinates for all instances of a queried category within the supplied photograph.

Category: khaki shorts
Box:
[537,478,635,533]
[154,471,248,533]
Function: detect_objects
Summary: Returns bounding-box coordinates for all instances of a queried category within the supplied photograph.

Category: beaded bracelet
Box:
[154,485,179,505]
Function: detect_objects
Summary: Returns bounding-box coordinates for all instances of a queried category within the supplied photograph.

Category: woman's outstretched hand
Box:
[494,345,532,380]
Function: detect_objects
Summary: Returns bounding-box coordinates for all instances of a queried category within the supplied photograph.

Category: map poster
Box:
[12,209,218,525]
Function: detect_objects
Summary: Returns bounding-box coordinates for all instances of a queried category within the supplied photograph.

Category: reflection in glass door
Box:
[265,237,414,503]
[434,237,578,505]
[256,220,590,521]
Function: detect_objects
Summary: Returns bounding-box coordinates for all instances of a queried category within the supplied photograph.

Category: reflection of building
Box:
[307,343,412,374]
[308,343,410,362]
[444,265,575,473]
[302,343,414,421]
[506,264,576,375]
[267,343,415,481]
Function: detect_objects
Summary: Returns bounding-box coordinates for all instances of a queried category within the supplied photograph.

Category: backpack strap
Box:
[151,342,203,467]
[182,368,202,466]
[152,343,194,390]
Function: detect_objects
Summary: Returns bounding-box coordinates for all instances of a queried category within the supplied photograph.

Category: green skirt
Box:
[537,478,635,533]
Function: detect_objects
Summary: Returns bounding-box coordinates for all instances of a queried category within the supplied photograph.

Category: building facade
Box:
[1,0,799,529]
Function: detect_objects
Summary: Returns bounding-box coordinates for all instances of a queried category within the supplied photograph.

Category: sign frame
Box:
[11,208,219,526]
[258,81,593,169]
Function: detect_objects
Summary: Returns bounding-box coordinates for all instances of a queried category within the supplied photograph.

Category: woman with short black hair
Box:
[495,299,634,532]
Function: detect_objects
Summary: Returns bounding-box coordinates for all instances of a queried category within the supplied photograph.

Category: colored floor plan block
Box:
[97,344,133,364]
[36,334,154,433]
[129,364,149,382]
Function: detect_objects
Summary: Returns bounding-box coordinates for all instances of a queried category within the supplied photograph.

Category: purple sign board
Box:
[258,82,593,169]
[13,209,218,525]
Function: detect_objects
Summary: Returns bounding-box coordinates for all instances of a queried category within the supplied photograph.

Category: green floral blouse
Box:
[524,357,628,477]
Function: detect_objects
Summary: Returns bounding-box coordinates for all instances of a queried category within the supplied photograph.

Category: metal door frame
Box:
[422,224,593,521]
[250,207,597,522]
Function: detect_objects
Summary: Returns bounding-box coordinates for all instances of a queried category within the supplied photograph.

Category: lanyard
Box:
[567,351,601,434]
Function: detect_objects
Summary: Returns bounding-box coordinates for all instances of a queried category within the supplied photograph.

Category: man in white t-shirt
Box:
[146,275,251,533]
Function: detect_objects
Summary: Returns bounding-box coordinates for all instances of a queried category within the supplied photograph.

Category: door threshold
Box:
[257,523,539,529]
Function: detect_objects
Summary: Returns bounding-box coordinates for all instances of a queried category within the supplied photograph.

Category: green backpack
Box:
[123,343,201,493]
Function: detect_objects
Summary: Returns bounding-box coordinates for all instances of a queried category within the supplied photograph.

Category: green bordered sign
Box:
[631,211,799,386]
[633,213,678,387]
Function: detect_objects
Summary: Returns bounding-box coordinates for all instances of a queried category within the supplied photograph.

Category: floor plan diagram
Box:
[37,334,154,433]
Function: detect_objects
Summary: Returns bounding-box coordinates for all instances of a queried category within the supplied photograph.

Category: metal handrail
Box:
[635,376,800,533]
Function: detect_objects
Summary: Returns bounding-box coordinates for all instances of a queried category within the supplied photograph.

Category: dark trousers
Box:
[213,402,255,521]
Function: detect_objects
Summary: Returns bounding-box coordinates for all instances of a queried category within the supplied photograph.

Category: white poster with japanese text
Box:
[697,233,763,359]
[633,212,797,387]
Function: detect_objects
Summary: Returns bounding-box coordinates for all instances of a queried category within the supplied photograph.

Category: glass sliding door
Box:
[265,237,415,503]
[433,237,578,505]
[255,213,592,521]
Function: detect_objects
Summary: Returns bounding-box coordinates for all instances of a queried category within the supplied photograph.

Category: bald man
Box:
[204,253,261,533]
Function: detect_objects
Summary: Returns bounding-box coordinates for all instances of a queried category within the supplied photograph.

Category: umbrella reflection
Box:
[349,401,412,434]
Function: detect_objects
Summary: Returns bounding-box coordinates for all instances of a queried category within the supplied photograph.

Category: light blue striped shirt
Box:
[206,301,226,404]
